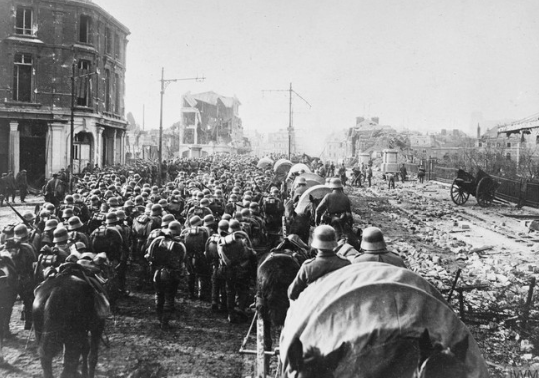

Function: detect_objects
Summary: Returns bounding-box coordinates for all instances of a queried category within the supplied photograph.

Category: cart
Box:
[450,168,499,207]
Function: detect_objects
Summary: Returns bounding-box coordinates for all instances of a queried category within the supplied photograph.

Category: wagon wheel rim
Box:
[450,180,469,205]
[476,177,495,207]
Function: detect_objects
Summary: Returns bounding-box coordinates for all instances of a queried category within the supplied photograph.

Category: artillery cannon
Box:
[450,168,499,207]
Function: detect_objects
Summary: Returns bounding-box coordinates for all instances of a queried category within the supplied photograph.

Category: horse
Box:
[279,263,489,378]
[33,265,106,378]
[256,235,311,351]
[286,195,319,246]
[0,253,18,365]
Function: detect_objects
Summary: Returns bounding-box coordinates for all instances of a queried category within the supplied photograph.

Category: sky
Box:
[94,0,539,155]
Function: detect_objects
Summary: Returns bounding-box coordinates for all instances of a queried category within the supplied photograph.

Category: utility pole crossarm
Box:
[261,82,311,160]
[158,67,205,186]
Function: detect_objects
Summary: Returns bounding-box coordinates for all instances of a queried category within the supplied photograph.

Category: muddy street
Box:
[1,180,539,378]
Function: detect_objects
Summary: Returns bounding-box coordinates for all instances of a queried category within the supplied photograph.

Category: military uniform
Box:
[353,250,406,268]
[315,191,352,225]
[288,250,350,300]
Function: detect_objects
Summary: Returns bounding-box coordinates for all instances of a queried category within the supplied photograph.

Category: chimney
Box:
[371,117,379,124]
[356,117,365,125]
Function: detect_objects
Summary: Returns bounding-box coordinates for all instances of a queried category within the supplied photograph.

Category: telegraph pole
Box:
[158,68,205,186]
[263,82,311,160]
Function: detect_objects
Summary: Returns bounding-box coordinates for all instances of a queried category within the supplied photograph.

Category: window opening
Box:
[15,7,33,35]
[13,53,32,102]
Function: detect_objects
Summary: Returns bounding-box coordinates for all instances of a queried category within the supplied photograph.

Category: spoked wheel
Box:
[476,177,496,207]
[450,179,469,205]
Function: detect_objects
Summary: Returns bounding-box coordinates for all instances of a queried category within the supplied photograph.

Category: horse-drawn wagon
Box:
[279,263,489,378]
[450,168,499,207]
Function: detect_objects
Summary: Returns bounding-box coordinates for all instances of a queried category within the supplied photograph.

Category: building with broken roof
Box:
[179,91,249,157]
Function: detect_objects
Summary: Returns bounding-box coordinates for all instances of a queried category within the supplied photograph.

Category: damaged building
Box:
[0,0,129,184]
[179,91,250,157]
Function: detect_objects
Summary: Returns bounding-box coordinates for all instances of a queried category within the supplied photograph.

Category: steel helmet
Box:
[196,191,204,200]
[202,188,211,196]
[44,219,59,231]
[168,221,182,236]
[203,214,215,225]
[75,241,88,252]
[151,185,159,193]
[105,212,118,225]
[361,227,387,252]
[62,208,74,219]
[229,194,238,202]
[135,195,144,205]
[270,188,279,195]
[240,208,251,218]
[158,199,168,207]
[234,213,243,222]
[218,220,229,232]
[45,203,56,212]
[116,210,127,221]
[249,202,259,210]
[190,215,203,227]
[22,211,35,222]
[67,216,84,231]
[222,213,232,221]
[311,225,338,250]
[65,195,75,204]
[53,227,69,243]
[124,200,135,209]
[329,178,343,189]
[108,197,119,206]
[14,224,28,242]
[151,204,162,216]
[228,219,241,233]
[39,209,51,219]
[200,198,210,207]
[162,214,175,227]
[91,195,99,202]
[297,177,307,185]
[134,186,142,193]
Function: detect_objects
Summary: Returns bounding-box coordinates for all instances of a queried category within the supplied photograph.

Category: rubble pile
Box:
[349,180,539,373]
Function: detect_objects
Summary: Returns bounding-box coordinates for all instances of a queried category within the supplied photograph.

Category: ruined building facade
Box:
[180,91,249,157]
[0,0,129,183]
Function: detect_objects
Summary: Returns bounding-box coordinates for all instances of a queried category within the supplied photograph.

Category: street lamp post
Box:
[158,68,205,186]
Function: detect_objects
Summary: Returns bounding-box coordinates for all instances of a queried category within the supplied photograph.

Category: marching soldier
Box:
[288,225,350,300]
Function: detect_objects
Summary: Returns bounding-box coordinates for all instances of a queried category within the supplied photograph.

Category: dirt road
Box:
[1,181,538,377]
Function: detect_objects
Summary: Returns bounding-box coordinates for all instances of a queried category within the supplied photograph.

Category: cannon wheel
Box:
[450,179,470,205]
[476,177,496,207]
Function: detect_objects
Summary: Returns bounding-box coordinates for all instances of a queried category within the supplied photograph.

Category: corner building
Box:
[0,0,129,183]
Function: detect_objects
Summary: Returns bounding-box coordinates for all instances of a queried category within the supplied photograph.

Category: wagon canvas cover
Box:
[279,263,489,378]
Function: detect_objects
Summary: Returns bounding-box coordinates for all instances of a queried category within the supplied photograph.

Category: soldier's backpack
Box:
[217,232,250,268]
[264,197,280,216]
[205,234,220,262]
[90,226,122,262]
[132,214,153,239]
[184,227,209,258]
[146,237,178,283]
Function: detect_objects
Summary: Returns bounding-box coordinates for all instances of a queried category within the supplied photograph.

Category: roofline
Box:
[42,0,130,35]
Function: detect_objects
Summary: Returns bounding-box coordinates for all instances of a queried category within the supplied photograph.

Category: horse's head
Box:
[416,329,468,378]
[288,338,348,378]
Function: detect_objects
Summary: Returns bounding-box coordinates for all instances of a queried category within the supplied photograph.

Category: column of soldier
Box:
[0,161,280,331]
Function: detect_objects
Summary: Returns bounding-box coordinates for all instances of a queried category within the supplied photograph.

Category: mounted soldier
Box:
[288,225,350,301]
[315,178,353,227]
